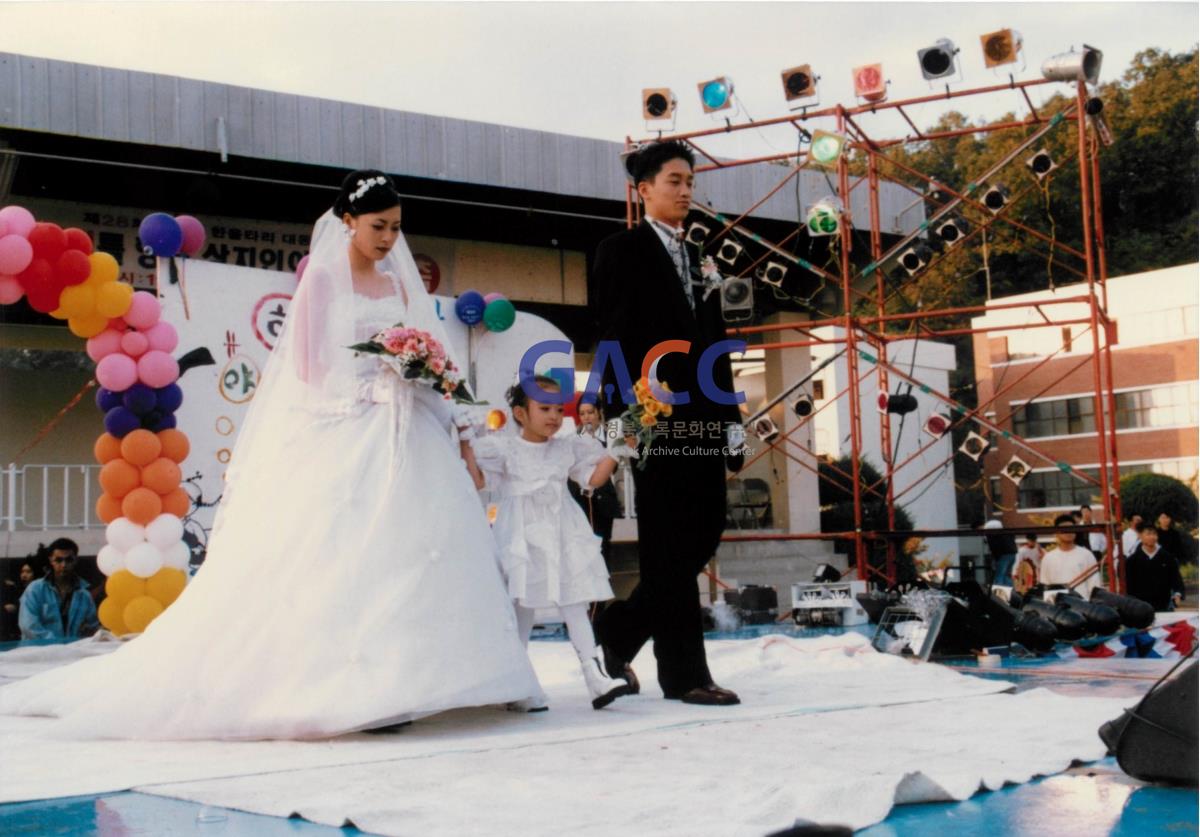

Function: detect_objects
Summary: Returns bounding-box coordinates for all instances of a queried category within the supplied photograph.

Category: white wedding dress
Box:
[0,290,541,740]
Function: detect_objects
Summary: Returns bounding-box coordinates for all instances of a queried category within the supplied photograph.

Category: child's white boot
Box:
[580,649,633,709]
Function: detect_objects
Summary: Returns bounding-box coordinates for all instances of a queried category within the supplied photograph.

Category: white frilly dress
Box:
[471,432,615,609]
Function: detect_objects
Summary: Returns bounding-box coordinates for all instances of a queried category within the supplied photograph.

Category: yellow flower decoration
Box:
[643,399,661,417]
[640,412,657,427]
[659,402,673,418]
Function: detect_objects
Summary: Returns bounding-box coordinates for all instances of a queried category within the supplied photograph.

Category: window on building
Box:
[1115,382,1198,430]
[1012,396,1095,438]
[1017,468,1099,509]
[813,379,825,400]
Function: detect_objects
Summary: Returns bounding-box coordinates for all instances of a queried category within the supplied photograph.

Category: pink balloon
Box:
[483,292,505,304]
[107,318,129,333]
[123,291,162,330]
[86,329,124,363]
[120,330,150,358]
[175,215,206,257]
[0,206,35,238]
[0,235,34,275]
[96,353,138,392]
[0,274,23,305]
[144,321,179,353]
[295,254,310,282]
[137,350,179,388]
[0,217,7,238]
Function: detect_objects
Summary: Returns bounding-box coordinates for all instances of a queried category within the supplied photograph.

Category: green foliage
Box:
[1120,472,1199,526]
[818,456,916,583]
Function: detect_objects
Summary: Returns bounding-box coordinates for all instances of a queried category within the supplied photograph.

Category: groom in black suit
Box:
[590,141,743,706]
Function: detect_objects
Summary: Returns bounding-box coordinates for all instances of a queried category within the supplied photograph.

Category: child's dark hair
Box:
[333,169,401,218]
[506,375,561,424]
[624,141,695,185]
[1024,533,1038,543]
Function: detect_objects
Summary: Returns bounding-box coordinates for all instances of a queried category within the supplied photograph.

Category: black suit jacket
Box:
[590,220,742,432]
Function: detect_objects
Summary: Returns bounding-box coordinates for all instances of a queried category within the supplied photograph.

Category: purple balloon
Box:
[103,406,141,438]
[96,387,122,413]
[122,383,157,416]
[155,383,183,413]
[175,215,206,257]
[138,213,183,258]
[148,412,177,432]
[455,290,486,326]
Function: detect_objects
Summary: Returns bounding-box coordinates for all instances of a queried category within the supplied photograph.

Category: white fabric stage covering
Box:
[0,633,1133,834]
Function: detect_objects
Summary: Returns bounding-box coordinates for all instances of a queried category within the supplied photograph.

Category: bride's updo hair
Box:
[333,169,402,217]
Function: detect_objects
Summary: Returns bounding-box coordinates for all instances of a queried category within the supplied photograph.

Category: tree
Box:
[1120,472,1199,526]
[818,456,916,584]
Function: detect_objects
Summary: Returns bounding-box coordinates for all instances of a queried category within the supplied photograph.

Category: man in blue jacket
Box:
[19,539,98,640]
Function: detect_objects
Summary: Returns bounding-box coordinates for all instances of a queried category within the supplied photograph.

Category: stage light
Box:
[720,275,754,323]
[852,63,887,103]
[877,391,918,415]
[982,184,1009,213]
[1026,149,1058,182]
[1042,45,1103,85]
[918,38,959,81]
[923,413,951,439]
[806,199,841,236]
[808,131,846,167]
[935,216,970,247]
[898,242,933,276]
[685,222,711,246]
[762,260,788,288]
[958,431,989,461]
[751,416,780,442]
[716,239,744,267]
[792,394,815,418]
[698,77,735,113]
[1086,97,1115,147]
[1002,455,1031,485]
[980,28,1022,68]
[642,88,676,122]
[927,182,953,206]
[781,64,819,107]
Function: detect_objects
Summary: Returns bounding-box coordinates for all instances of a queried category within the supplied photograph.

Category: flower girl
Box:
[459,375,635,710]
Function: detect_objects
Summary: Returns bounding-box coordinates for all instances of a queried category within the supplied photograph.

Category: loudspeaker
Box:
[1099,659,1197,786]
[1091,588,1155,630]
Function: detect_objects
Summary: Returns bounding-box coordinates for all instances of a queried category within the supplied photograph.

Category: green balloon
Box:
[483,298,516,332]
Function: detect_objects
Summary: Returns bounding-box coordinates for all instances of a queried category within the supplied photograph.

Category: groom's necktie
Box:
[650,219,694,314]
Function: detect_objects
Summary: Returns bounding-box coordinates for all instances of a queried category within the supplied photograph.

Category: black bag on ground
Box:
[1090,588,1156,630]
[1098,656,1198,786]
[1055,593,1122,636]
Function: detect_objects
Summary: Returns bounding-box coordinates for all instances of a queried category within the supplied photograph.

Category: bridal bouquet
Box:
[349,323,482,404]
[620,375,673,471]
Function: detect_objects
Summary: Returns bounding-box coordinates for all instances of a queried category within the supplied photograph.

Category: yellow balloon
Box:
[58,284,96,319]
[145,567,187,607]
[94,280,134,318]
[105,569,146,604]
[69,313,109,338]
[122,595,164,634]
[87,251,120,286]
[98,596,128,635]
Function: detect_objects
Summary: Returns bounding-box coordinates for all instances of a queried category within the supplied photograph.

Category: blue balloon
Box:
[155,383,183,414]
[148,412,177,432]
[96,387,122,412]
[123,383,157,416]
[138,212,183,258]
[455,290,486,326]
[103,406,141,438]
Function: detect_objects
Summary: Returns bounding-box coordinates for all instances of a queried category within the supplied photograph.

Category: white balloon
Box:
[145,513,184,549]
[162,540,191,571]
[96,545,125,576]
[105,518,146,553]
[125,542,164,578]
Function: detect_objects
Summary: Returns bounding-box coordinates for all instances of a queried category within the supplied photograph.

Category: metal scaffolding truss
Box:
[624,77,1122,591]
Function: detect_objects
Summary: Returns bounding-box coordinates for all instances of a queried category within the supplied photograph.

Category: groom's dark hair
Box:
[624,141,695,185]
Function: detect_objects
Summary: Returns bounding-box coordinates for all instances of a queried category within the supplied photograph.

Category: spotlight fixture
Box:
[807,131,846,168]
[1002,455,1031,485]
[685,222,711,246]
[852,63,887,103]
[980,28,1022,68]
[781,64,820,107]
[720,275,754,323]
[792,394,815,418]
[1041,45,1103,85]
[1086,97,1115,147]
[642,88,676,123]
[697,76,735,114]
[716,239,744,267]
[751,416,780,443]
[958,431,989,461]
[935,216,970,247]
[982,184,1009,214]
[1025,149,1058,182]
[877,391,918,415]
[898,242,934,276]
[927,181,953,207]
[806,199,841,236]
[762,260,788,288]
[917,38,960,81]
[922,413,951,439]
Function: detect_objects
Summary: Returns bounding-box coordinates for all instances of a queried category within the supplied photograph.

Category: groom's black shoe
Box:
[673,684,740,706]
[599,643,640,695]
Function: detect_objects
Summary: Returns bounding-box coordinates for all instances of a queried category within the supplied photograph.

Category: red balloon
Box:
[63,228,94,255]
[17,258,61,312]
[27,223,68,262]
[56,250,92,286]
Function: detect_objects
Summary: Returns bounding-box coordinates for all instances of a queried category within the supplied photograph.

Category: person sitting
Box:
[1125,522,1185,612]
[1039,514,1101,598]
[18,539,98,641]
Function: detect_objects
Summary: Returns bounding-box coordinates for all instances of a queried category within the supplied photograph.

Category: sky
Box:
[0,1,1196,160]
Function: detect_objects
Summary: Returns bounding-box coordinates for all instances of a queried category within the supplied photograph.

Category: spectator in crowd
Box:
[1013,534,1044,594]
[1155,512,1187,563]
[1079,504,1108,562]
[18,539,98,641]
[1125,522,1185,612]
[1,561,36,642]
[983,513,1018,587]
[1040,514,1102,598]
[1121,514,1143,560]
[568,400,621,563]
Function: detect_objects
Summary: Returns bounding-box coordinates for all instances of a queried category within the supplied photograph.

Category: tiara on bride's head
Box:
[348,176,388,204]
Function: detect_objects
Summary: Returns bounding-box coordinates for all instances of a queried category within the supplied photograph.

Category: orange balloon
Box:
[94,433,123,465]
[121,487,163,526]
[141,457,182,495]
[160,487,191,518]
[99,458,140,499]
[105,569,145,603]
[157,429,190,464]
[122,595,164,634]
[146,567,187,607]
[97,596,128,635]
[96,492,123,523]
[120,429,162,467]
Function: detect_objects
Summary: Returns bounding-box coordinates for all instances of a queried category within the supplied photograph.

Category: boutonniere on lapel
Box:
[696,255,724,303]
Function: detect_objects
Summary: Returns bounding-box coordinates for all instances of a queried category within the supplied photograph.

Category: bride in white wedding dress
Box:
[0,170,541,739]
